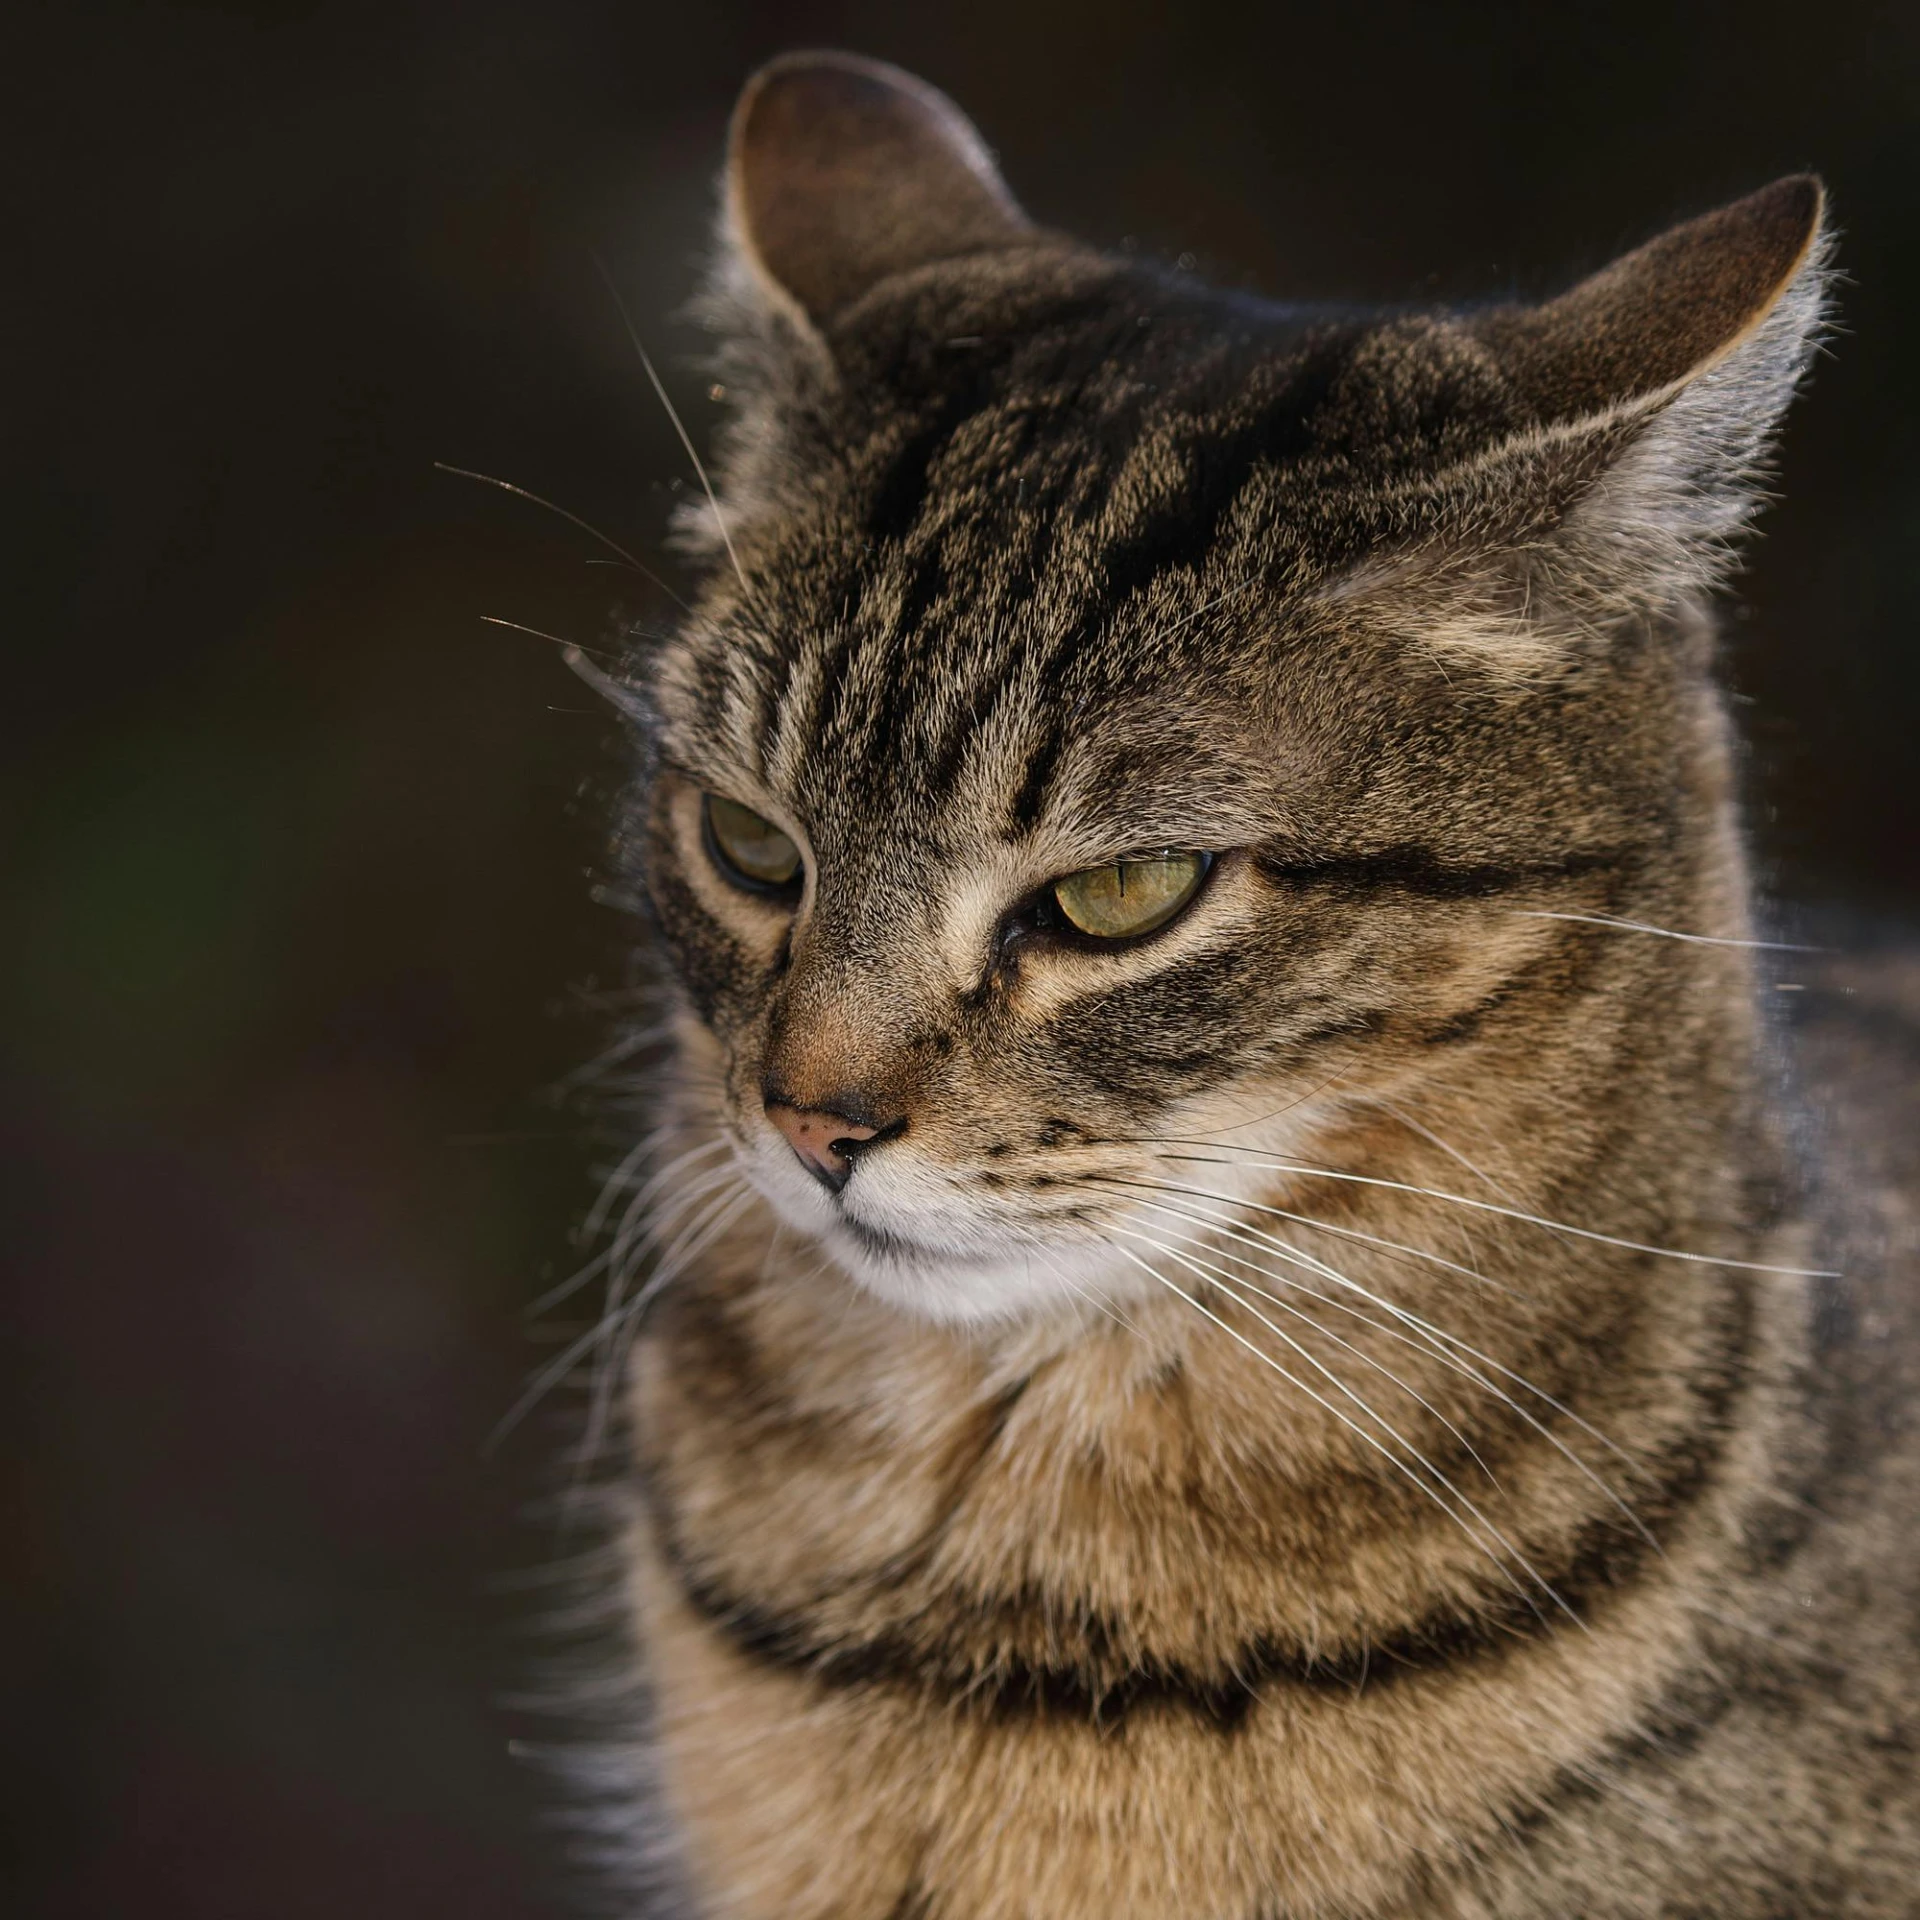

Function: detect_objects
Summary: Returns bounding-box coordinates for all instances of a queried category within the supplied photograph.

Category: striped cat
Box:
[578,50,1920,1919]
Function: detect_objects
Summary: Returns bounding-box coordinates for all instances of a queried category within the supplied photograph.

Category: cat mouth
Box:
[833,1212,936,1263]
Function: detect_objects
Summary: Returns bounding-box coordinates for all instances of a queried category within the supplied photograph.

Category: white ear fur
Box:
[1324,185,1831,681]
[1491,176,1833,610]
[1549,219,1832,609]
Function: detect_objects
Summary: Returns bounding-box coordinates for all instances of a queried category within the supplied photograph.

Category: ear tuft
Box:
[726,51,1034,329]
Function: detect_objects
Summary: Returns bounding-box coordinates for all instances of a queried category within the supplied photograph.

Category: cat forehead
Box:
[656,272,1514,818]
[663,612,1307,860]
[816,258,1523,511]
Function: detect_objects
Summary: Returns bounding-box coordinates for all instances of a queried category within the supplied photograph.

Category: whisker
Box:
[1163,1066,1354,1142]
[587,1135,729,1245]
[1507,908,1821,953]
[550,1017,676,1098]
[1133,1232,1568,1614]
[577,1123,677,1244]
[1038,1252,1143,1335]
[577,1186,754,1465]
[478,614,627,668]
[551,1184,758,1538]
[1109,1244,1573,1628]
[1097,1170,1508,1294]
[1105,1175,1637,1455]
[495,1184,748,1456]
[527,1145,735,1320]
[594,255,749,598]
[432,460,692,611]
[1131,1144,1838,1278]
[1103,1218,1496,1483]
[588,1162,744,1323]
[1101,1183,1656,1547]
[1364,1096,1530,1211]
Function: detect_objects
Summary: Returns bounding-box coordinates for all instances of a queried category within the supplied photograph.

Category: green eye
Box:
[703,793,803,892]
[1051,852,1210,940]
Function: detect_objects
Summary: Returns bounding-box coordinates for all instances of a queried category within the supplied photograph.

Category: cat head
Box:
[620,52,1830,1323]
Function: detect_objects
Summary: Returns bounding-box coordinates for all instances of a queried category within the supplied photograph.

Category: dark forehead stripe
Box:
[768,283,1139,769]
[859,305,1109,544]
[774,287,1363,818]
[799,303,1149,772]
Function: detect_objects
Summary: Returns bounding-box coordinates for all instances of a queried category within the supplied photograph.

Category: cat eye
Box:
[702,793,803,893]
[1051,852,1211,940]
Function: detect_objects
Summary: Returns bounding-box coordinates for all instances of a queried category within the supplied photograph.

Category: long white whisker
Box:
[550,1184,759,1536]
[1110,1244,1573,1627]
[592,1164,746,1340]
[599,1149,740,1267]
[549,1017,673,1096]
[1507,908,1821,953]
[493,1184,745,1452]
[1100,1169,1509,1293]
[1110,1175,1636,1456]
[529,1156,739,1321]
[1102,1217,1496,1484]
[1032,1248,1142,1335]
[578,1187,754,1464]
[580,1127,716,1241]
[595,1136,729,1244]
[431,460,691,611]
[1106,1183,1656,1548]
[595,256,749,597]
[1137,1146,1837,1278]
[1365,1096,1531,1211]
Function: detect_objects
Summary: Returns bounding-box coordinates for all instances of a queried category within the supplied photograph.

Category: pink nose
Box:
[766,1103,881,1193]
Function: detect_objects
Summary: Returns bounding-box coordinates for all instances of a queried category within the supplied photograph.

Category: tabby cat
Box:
[579,49,1920,1919]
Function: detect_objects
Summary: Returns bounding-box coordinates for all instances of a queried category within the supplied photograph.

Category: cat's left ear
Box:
[1475,175,1832,604]
[721,51,1035,333]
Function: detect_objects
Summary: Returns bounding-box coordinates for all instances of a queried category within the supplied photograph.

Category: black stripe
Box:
[866,381,1001,546]
[1005,703,1073,833]
[861,290,1122,546]
[883,1882,933,1920]
[645,1268,1755,1733]
[1074,332,1357,617]
[994,335,1367,833]
[1253,845,1622,901]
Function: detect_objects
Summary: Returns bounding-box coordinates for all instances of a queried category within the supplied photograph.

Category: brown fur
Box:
[581,52,1919,1919]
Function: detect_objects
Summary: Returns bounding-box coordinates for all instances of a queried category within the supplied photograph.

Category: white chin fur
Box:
[826,1229,1153,1326]
[740,1133,1155,1326]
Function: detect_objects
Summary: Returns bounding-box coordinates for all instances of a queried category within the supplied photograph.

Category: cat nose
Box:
[763,1092,898,1194]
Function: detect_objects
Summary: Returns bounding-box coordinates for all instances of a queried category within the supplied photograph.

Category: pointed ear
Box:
[1484,175,1827,420]
[1474,176,1832,608]
[724,51,1034,329]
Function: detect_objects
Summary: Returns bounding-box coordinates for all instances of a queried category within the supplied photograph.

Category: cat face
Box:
[620,54,1825,1323]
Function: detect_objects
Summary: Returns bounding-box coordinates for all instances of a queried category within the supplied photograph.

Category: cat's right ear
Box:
[721,51,1034,334]
[1471,176,1832,611]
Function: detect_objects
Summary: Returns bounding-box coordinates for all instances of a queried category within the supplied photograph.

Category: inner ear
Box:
[726,50,1035,329]
[1478,174,1826,423]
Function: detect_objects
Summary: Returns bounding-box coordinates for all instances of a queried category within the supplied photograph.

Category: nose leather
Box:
[765,1102,883,1194]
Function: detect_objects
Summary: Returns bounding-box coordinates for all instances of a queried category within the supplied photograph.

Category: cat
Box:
[571,48,1920,1920]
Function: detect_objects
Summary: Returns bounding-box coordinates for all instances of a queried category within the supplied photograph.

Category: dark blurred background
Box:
[5,1,1916,1913]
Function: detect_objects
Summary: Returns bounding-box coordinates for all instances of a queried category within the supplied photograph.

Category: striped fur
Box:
[582,53,1919,1919]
